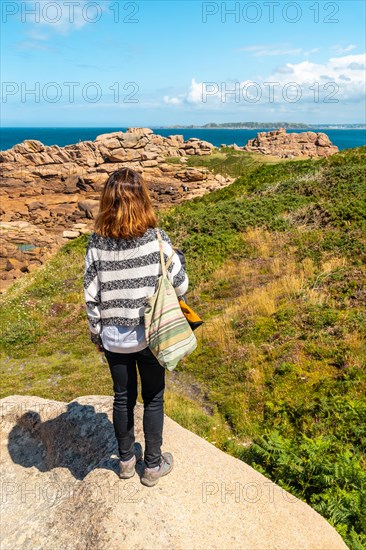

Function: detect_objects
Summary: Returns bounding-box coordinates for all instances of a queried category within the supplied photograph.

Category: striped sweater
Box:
[83,227,189,346]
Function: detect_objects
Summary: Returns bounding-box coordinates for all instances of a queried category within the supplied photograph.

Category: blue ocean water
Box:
[1,127,365,152]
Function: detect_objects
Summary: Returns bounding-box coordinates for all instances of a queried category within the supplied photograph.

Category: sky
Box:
[1,0,365,126]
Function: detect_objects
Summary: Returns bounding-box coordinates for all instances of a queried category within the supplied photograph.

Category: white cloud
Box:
[237,44,303,57]
[348,62,365,70]
[16,28,51,50]
[24,0,111,34]
[161,53,366,109]
[268,54,366,101]
[303,48,320,56]
[16,40,55,52]
[331,44,357,55]
[186,79,207,104]
[274,65,294,74]
[164,79,205,106]
[16,1,111,51]
[27,30,49,41]
[163,96,182,105]
[267,53,366,103]
[237,44,319,58]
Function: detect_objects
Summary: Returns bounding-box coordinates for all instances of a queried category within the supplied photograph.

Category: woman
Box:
[83,167,188,487]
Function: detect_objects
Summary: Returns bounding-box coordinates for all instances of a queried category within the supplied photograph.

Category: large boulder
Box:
[126,127,154,136]
[77,199,100,219]
[12,140,45,154]
[95,131,125,142]
[0,395,348,550]
[244,129,339,158]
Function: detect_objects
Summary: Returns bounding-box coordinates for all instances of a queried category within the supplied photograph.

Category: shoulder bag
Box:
[144,229,197,371]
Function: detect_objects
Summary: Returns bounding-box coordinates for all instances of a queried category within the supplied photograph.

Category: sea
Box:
[1,127,365,152]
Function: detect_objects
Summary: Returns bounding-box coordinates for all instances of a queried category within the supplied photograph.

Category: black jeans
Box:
[103,346,165,468]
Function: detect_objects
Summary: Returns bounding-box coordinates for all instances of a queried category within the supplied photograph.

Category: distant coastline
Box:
[1,126,366,152]
[156,122,366,130]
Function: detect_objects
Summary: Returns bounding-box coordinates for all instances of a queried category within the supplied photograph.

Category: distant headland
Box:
[157,122,366,130]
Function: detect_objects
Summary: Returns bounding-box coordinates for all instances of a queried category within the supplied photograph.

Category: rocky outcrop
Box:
[0,394,348,550]
[0,128,218,230]
[0,221,65,292]
[0,128,213,220]
[0,220,93,293]
[0,128,232,291]
[243,128,339,158]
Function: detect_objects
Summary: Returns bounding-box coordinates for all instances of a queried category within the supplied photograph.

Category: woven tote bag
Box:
[144,229,197,371]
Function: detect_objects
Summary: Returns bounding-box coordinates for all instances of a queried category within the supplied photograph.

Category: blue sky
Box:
[1,0,365,126]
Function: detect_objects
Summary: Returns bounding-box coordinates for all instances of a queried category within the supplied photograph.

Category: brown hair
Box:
[94,168,157,239]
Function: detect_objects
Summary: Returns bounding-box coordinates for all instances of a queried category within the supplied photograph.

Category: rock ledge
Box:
[0,394,348,550]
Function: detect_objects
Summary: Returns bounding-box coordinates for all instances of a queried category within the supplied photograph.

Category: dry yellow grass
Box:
[270,257,282,276]
[239,287,277,316]
[201,316,236,350]
[243,227,273,259]
[307,289,328,305]
[211,258,252,283]
[193,228,351,355]
[301,257,316,279]
[343,331,364,354]
[321,256,347,273]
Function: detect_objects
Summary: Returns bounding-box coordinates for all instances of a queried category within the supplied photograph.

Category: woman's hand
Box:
[95,344,104,353]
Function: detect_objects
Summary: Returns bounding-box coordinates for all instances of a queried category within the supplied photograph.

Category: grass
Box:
[1,145,365,548]
[165,147,292,178]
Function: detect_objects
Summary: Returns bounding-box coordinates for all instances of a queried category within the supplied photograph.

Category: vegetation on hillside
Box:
[1,146,365,548]
[166,147,286,179]
[162,146,366,548]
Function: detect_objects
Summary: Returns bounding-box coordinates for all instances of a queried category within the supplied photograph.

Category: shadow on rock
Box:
[7,400,121,480]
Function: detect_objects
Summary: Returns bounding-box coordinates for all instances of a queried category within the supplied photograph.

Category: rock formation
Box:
[243,128,339,158]
[0,394,348,550]
[0,128,219,227]
[0,128,232,292]
[0,221,65,279]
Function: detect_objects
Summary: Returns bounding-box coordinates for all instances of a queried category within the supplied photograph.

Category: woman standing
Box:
[83,167,188,487]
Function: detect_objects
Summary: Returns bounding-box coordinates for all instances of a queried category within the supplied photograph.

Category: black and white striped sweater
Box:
[83,227,189,346]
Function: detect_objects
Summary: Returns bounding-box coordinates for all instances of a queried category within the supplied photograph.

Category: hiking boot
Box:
[141,452,173,487]
[119,442,143,479]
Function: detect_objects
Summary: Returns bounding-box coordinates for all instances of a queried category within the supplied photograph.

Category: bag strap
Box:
[166,254,174,271]
[156,228,174,277]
